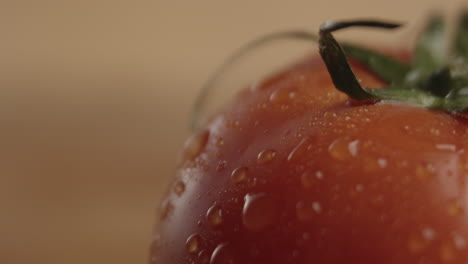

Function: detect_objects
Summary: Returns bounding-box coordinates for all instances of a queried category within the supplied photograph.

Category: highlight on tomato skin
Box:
[151,13,468,264]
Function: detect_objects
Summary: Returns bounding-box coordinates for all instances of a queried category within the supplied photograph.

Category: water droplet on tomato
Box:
[215,137,225,147]
[231,167,248,184]
[296,200,321,221]
[242,193,276,231]
[430,128,441,136]
[216,160,227,172]
[210,243,236,264]
[160,200,174,220]
[416,164,435,180]
[288,137,310,162]
[447,200,463,216]
[377,158,387,168]
[315,170,324,179]
[269,88,296,104]
[355,184,364,192]
[173,181,185,196]
[348,140,359,157]
[184,130,210,160]
[436,144,456,151]
[300,170,324,189]
[312,201,322,214]
[186,234,202,254]
[453,234,466,249]
[206,204,223,227]
[247,177,258,188]
[198,249,211,264]
[328,138,358,160]
[422,227,437,241]
[257,149,277,164]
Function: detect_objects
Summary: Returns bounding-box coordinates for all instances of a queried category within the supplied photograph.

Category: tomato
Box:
[151,15,468,264]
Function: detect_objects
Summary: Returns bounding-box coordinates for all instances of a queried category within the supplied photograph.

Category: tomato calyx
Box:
[192,12,468,131]
[319,12,468,113]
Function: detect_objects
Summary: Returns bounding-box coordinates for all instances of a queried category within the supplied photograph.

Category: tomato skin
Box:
[151,57,468,264]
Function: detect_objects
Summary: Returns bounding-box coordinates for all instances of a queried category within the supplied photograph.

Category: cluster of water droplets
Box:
[156,104,468,263]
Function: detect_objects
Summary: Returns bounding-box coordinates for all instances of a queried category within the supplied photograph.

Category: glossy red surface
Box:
[152,56,468,264]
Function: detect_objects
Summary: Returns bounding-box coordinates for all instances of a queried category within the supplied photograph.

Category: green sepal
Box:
[412,14,446,75]
[453,10,468,59]
[317,14,468,114]
[341,43,410,83]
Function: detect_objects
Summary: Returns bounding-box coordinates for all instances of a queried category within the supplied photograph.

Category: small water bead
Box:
[216,160,227,172]
[186,234,202,254]
[355,184,364,192]
[173,181,186,196]
[348,140,359,157]
[247,177,258,188]
[377,158,388,168]
[269,88,297,104]
[453,234,466,249]
[422,227,437,241]
[210,243,236,264]
[315,171,324,179]
[242,193,277,231]
[257,149,277,164]
[312,202,322,214]
[323,111,337,118]
[436,144,457,152]
[215,137,225,147]
[230,167,248,184]
[184,130,210,160]
[301,170,324,189]
[288,138,311,162]
[416,164,435,180]
[160,200,174,220]
[447,200,463,216]
[198,250,211,264]
[206,204,223,227]
[430,128,441,136]
[296,200,321,221]
[328,138,359,161]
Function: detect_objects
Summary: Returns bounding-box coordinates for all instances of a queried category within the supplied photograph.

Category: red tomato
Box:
[151,17,468,264]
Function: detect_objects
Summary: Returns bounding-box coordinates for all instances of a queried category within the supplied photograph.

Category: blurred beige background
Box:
[0,0,463,263]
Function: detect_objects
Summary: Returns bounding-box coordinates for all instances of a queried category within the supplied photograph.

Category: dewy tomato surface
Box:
[151,15,468,264]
